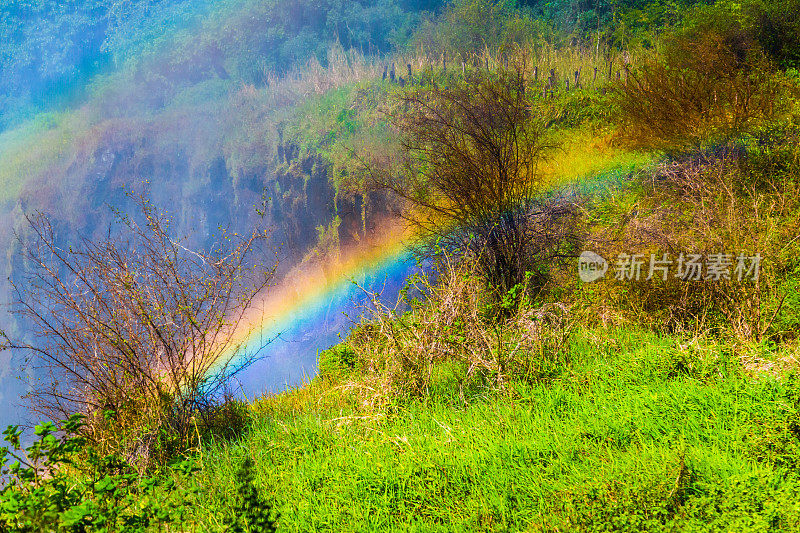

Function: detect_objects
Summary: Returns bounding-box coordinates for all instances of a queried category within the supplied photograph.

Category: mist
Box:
[0,0,438,431]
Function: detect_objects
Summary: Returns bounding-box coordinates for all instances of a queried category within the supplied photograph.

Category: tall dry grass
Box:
[579,139,800,346]
[344,253,574,404]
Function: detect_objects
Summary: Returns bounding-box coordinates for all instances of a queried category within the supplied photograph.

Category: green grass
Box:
[189,327,800,531]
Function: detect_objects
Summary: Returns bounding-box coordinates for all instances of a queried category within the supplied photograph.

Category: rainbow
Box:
[218,221,420,397]
[217,155,653,398]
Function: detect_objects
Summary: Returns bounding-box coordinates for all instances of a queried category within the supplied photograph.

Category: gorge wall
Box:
[0,128,400,426]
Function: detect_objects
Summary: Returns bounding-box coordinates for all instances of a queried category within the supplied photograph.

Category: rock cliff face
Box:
[269,142,402,257]
[0,132,400,427]
[3,134,399,295]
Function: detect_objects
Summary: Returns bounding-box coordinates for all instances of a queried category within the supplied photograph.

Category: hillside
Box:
[0,0,701,427]
[2,0,800,531]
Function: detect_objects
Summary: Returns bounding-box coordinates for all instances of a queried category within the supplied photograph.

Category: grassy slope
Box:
[185,66,800,530]
[4,2,800,532]
[193,327,800,531]
[3,66,798,533]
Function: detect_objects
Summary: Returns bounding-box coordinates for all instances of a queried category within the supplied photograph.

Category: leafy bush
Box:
[0,415,199,532]
[318,345,359,382]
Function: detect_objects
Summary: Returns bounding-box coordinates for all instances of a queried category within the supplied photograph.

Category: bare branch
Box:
[6,191,276,468]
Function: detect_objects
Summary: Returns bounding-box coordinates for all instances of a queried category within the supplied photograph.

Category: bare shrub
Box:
[2,192,275,467]
[366,66,584,296]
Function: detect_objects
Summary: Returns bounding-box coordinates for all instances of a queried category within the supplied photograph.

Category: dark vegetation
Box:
[615,2,798,152]
[366,65,583,294]
[2,0,800,530]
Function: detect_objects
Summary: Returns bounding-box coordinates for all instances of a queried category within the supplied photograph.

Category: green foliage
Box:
[0,0,215,131]
[483,270,536,317]
[0,414,200,532]
[513,0,712,48]
[499,277,528,313]
[231,457,279,533]
[410,0,551,56]
[190,327,800,531]
[284,81,394,192]
[318,344,359,381]
[558,466,800,531]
